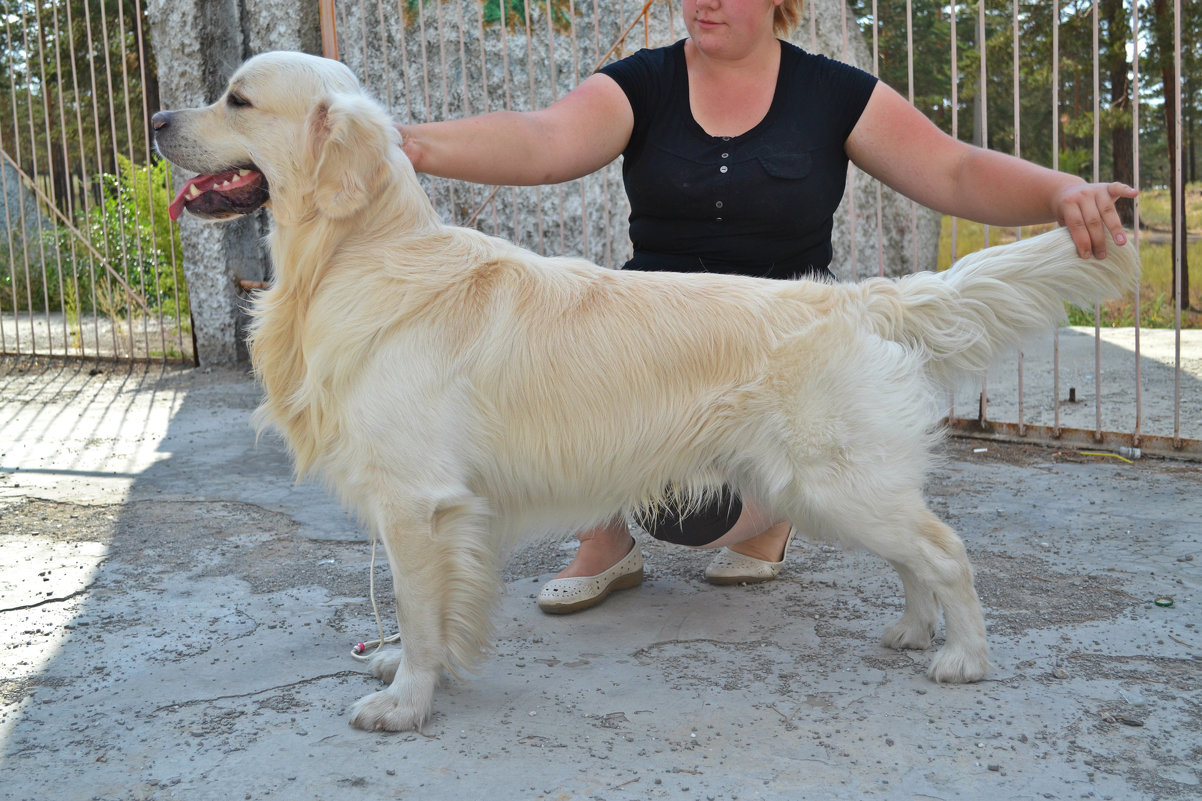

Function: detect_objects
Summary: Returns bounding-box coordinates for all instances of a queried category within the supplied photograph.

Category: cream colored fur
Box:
[154,52,1140,732]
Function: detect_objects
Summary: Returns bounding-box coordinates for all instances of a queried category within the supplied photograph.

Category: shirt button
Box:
[721,152,729,158]
[719,165,728,174]
[715,200,723,208]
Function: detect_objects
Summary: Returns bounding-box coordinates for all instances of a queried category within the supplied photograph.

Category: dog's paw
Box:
[365,648,404,683]
[926,643,990,684]
[881,617,936,651]
[348,689,432,732]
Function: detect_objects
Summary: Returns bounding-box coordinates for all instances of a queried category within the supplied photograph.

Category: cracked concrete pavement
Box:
[0,354,1199,801]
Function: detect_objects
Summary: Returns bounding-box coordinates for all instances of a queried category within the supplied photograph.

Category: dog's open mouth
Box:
[169,168,269,221]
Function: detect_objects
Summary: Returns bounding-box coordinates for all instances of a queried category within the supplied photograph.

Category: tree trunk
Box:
[1103,0,1134,226]
[1154,0,1191,308]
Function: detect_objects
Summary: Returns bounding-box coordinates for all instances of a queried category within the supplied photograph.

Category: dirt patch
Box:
[974,551,1143,635]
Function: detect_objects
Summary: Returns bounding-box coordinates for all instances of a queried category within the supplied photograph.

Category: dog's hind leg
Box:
[348,494,498,731]
[792,491,989,684]
[880,558,939,651]
[863,503,989,683]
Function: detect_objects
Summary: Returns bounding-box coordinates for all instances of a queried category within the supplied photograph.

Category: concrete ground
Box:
[0,355,1199,801]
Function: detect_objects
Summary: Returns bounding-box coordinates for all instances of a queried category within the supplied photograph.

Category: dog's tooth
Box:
[186,185,201,199]
[238,169,250,177]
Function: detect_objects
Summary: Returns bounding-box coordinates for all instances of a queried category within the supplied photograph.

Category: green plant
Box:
[400,0,575,31]
[87,155,186,316]
[2,156,188,325]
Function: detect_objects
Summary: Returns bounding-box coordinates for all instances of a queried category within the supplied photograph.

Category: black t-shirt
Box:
[598,39,878,279]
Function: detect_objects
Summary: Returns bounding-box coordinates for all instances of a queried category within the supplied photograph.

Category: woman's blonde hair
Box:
[774,0,804,37]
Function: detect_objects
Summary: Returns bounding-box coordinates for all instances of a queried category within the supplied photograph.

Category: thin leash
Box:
[350,531,401,662]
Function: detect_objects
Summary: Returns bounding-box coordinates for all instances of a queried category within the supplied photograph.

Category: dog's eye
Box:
[227,93,252,109]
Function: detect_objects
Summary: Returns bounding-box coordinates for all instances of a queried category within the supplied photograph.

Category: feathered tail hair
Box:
[860,227,1140,388]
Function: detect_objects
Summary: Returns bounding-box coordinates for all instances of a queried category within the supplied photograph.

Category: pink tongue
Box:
[168,170,254,221]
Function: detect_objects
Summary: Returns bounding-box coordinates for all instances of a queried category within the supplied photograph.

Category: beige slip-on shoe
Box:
[537,542,644,614]
[703,527,798,585]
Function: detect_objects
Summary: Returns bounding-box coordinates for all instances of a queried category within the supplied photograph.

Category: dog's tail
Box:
[861,227,1139,388]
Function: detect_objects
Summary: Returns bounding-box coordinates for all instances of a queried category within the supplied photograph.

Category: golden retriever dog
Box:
[152,51,1138,732]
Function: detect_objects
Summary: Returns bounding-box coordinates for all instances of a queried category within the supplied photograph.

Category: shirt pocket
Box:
[757,152,813,180]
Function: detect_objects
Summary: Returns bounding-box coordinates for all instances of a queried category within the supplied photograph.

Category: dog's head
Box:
[154,51,401,224]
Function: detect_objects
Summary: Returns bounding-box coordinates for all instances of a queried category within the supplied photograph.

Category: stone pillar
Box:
[145,0,319,366]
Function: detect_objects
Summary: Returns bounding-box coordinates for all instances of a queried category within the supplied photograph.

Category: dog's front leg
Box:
[348,523,443,731]
[348,495,497,731]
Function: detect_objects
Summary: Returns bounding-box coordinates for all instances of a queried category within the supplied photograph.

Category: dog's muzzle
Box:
[152,111,270,221]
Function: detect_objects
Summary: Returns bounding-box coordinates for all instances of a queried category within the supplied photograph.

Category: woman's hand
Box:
[1052,181,1139,260]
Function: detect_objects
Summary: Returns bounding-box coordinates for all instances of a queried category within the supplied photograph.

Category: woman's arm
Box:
[846,81,1138,259]
[397,73,634,187]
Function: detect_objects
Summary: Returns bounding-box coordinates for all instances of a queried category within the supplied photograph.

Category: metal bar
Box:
[98,0,136,359]
[0,11,25,355]
[49,0,75,356]
[594,0,611,268]
[1013,0,1025,436]
[950,2,959,263]
[376,0,394,111]
[15,1,49,356]
[522,0,543,252]
[1093,0,1103,439]
[872,0,883,277]
[907,0,917,271]
[948,418,1202,463]
[320,0,340,59]
[547,0,565,255]
[64,0,102,358]
[116,0,153,359]
[1131,0,1144,445]
[1172,0,1183,448]
[1051,0,1061,437]
[843,0,856,280]
[976,0,988,421]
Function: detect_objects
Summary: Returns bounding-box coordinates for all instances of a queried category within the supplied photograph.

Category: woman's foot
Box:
[552,522,635,579]
[704,522,796,585]
[537,522,643,613]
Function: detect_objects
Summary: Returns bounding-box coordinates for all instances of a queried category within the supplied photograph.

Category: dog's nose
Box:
[151,111,170,131]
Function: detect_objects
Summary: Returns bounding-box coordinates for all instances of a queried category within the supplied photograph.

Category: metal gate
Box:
[0,0,192,365]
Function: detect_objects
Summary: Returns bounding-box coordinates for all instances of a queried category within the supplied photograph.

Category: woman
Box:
[398,0,1136,612]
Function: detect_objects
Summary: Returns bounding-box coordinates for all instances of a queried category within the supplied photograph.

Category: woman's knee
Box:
[636,489,743,547]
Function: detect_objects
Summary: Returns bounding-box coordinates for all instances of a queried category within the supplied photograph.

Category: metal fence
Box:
[0,0,192,365]
[320,0,1198,459]
[6,0,1189,455]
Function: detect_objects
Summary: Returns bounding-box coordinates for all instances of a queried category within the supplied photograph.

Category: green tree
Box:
[0,0,159,219]
[1146,0,1196,307]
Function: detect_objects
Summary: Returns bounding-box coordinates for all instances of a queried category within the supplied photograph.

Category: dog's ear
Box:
[307,94,395,219]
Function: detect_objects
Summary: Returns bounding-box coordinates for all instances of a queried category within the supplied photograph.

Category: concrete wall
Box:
[148,0,938,365]
[145,0,320,366]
